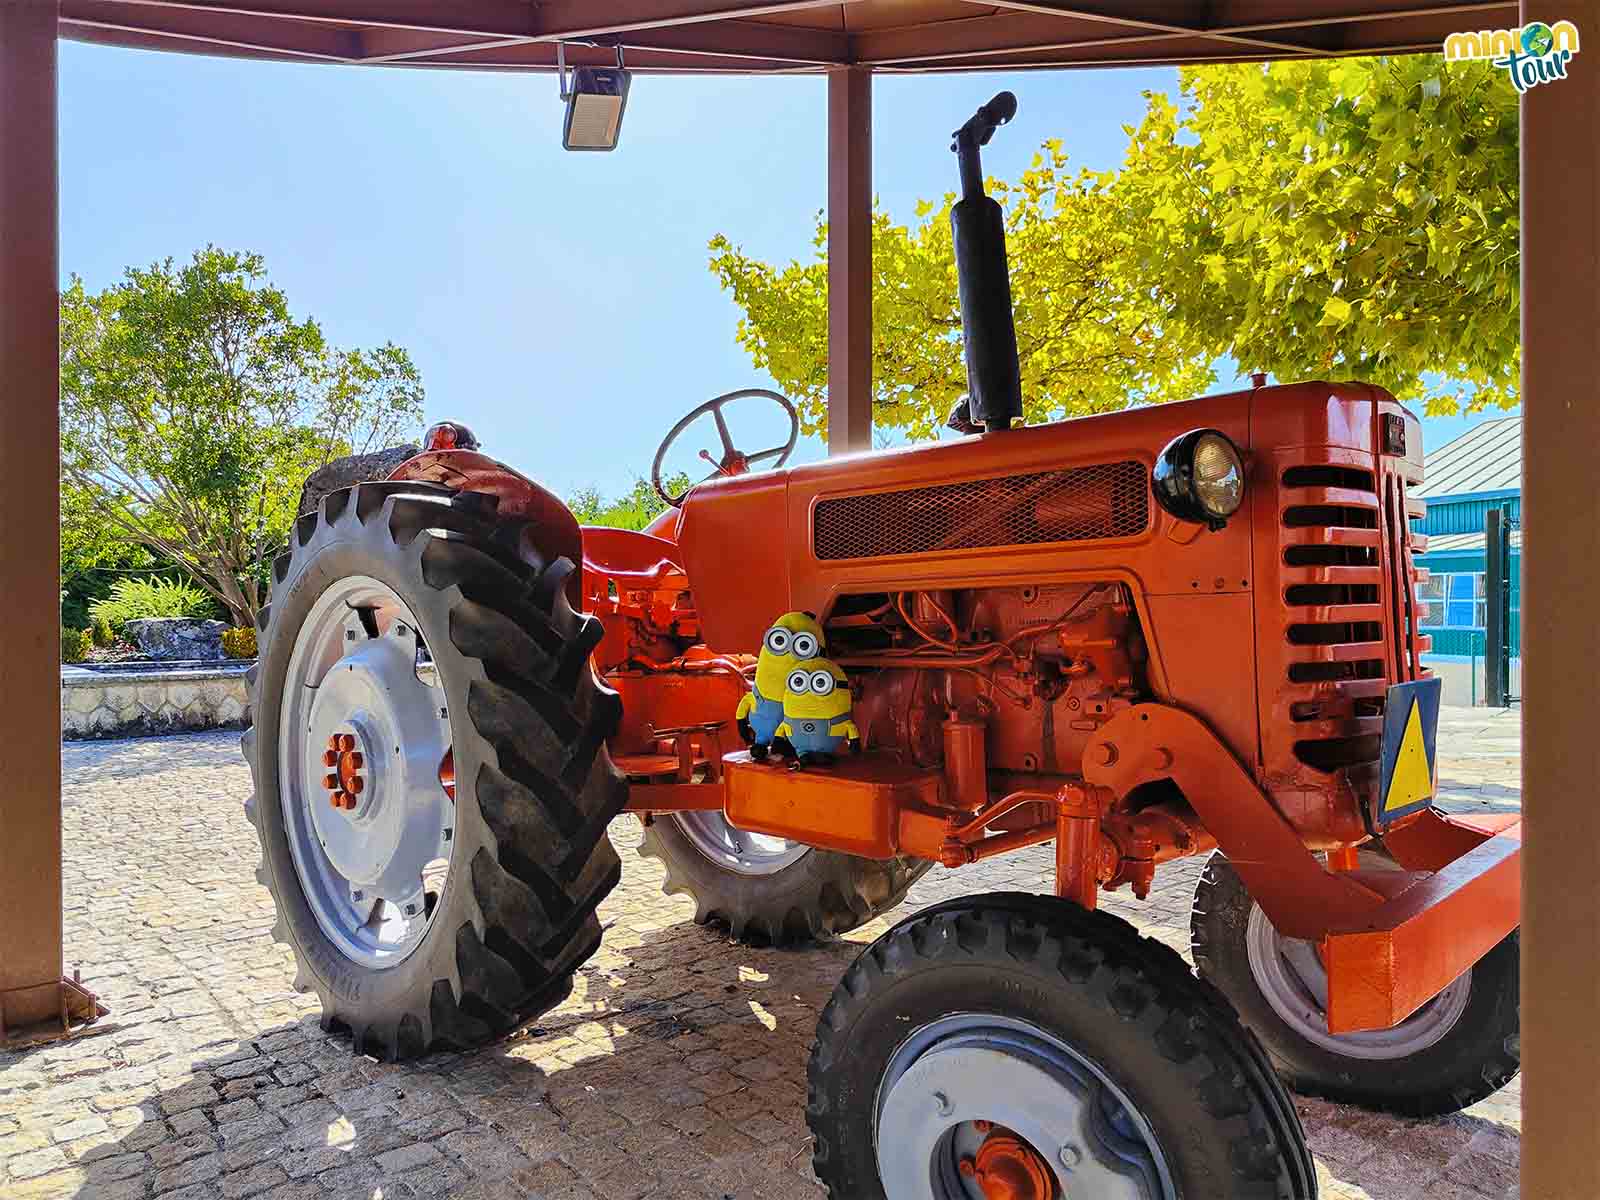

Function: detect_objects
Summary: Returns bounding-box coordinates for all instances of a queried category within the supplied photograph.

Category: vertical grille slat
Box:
[1278,463,1387,770]
[1383,473,1426,682]
[1276,451,1432,777]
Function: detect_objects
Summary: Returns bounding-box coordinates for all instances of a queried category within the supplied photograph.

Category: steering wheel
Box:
[651,388,800,507]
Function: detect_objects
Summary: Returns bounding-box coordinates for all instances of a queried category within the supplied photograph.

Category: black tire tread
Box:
[1191,852,1521,1117]
[243,482,627,1061]
[638,819,930,946]
[808,892,1316,1199]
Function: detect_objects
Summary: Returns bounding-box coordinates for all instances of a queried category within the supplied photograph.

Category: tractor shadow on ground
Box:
[12,916,858,1199]
[22,907,1520,1200]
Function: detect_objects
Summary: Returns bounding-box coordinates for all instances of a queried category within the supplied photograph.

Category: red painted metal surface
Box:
[320,733,365,811]
[1323,819,1522,1033]
[1082,701,1385,939]
[388,448,583,603]
[622,782,723,813]
[1384,806,1519,871]
[579,526,700,673]
[962,1127,1054,1200]
[379,378,1512,1030]
[677,382,1406,848]
[723,751,944,860]
[1053,783,1105,910]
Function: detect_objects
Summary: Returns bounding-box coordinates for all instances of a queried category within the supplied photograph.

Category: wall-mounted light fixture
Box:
[558,41,631,152]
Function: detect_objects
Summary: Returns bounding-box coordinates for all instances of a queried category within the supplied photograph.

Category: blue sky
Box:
[62,44,1506,500]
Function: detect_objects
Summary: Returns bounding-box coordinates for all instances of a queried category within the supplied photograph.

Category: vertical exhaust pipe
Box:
[951,91,1023,433]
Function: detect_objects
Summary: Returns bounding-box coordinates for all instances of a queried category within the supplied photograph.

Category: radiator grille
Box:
[1265,447,1431,807]
[1278,463,1389,774]
[812,461,1150,561]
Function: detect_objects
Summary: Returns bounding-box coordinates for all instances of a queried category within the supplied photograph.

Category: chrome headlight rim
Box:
[1152,428,1246,530]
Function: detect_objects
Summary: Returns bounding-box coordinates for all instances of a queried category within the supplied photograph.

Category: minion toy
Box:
[736,612,825,762]
[773,659,859,770]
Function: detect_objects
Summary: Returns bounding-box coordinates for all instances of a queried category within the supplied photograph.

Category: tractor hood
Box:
[674,381,1413,656]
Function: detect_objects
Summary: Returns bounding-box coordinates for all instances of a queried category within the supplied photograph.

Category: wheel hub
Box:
[672,811,808,875]
[279,578,455,968]
[961,1127,1056,1200]
[320,732,367,811]
[875,1015,1170,1200]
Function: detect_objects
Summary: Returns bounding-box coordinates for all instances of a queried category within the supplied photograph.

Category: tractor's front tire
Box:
[809,893,1316,1200]
[243,481,627,1060]
[638,812,929,945]
[1191,852,1521,1117]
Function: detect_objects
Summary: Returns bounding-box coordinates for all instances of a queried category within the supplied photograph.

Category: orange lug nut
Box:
[346,751,364,770]
[338,734,356,752]
[323,773,339,790]
[322,749,339,768]
[348,776,364,794]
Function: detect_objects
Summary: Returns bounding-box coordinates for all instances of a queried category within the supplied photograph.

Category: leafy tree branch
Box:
[61,247,424,626]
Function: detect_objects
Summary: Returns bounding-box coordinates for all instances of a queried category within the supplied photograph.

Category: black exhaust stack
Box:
[951,91,1022,433]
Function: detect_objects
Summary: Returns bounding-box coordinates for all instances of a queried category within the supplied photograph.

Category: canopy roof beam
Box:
[59,0,1520,71]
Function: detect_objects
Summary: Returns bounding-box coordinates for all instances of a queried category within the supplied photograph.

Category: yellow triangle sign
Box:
[1384,698,1434,815]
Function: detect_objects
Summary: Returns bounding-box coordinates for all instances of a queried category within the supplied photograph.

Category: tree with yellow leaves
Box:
[709,56,1518,438]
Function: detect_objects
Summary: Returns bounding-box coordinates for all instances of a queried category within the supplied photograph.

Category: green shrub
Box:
[89,576,215,632]
[568,474,692,532]
[62,627,92,663]
[221,626,258,660]
[91,617,115,648]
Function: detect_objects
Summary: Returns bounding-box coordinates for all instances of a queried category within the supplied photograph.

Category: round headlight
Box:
[1152,429,1245,529]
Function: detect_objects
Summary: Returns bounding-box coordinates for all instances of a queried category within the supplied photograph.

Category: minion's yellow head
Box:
[755,611,825,697]
[780,659,852,721]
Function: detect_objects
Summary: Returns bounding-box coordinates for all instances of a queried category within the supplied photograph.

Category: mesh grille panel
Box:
[813,461,1149,561]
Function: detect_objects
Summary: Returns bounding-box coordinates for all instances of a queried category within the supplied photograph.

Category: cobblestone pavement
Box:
[2,708,1521,1200]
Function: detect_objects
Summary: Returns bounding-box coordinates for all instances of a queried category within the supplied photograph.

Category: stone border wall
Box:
[61,662,253,740]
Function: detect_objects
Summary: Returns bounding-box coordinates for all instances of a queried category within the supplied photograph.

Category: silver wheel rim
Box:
[278,577,455,970]
[671,811,808,875]
[1245,902,1470,1059]
[874,1013,1175,1200]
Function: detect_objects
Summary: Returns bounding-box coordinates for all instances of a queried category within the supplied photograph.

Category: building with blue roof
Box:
[1415,416,1521,704]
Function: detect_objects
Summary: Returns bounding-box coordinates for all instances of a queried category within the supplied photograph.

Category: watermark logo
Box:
[1443,19,1580,92]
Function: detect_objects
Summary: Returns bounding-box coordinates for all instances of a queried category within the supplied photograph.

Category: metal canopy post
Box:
[826,64,872,456]
[0,0,75,1038]
[1520,3,1600,1194]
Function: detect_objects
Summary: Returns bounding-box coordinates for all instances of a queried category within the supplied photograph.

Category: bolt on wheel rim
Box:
[1245,901,1470,1059]
[874,1013,1175,1200]
[672,811,808,875]
[278,577,455,970]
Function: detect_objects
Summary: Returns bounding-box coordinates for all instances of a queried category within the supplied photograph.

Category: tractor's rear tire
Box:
[637,814,930,946]
[1191,852,1521,1117]
[808,893,1316,1199]
[243,481,627,1060]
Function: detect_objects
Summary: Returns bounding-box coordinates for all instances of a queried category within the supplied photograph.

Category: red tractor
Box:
[244,94,1520,1199]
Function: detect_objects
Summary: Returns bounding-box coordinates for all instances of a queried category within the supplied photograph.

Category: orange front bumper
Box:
[1324,813,1521,1034]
